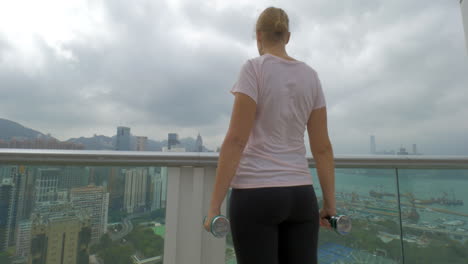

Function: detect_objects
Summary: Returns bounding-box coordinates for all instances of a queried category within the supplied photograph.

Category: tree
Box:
[0,252,11,264]
[125,227,164,257]
[100,244,133,264]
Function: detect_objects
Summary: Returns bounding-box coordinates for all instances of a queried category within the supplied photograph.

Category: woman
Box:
[204,7,336,264]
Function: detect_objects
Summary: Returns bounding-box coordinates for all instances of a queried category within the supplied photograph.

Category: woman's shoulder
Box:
[245,55,319,79]
[251,54,315,69]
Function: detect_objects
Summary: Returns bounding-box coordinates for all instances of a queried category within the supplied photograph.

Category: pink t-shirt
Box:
[230,53,326,189]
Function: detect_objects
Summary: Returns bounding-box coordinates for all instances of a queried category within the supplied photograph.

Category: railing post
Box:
[163,166,226,264]
[395,168,406,264]
[461,0,468,52]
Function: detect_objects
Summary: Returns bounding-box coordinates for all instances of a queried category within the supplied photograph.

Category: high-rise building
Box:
[157,147,186,209]
[370,135,376,154]
[16,166,35,222]
[14,167,35,261]
[124,168,148,213]
[0,166,36,254]
[70,186,109,243]
[397,147,409,155]
[149,170,164,211]
[0,167,23,250]
[412,144,418,155]
[136,136,148,151]
[0,176,15,250]
[168,133,180,150]
[116,126,131,151]
[15,219,32,259]
[107,167,125,211]
[461,0,468,51]
[35,168,60,202]
[195,133,204,152]
[60,167,89,189]
[28,203,91,264]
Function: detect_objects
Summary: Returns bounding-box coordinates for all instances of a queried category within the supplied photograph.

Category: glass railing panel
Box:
[225,168,403,264]
[311,168,403,264]
[397,169,468,264]
[0,165,167,264]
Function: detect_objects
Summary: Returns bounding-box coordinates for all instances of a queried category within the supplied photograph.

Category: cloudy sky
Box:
[0,0,467,155]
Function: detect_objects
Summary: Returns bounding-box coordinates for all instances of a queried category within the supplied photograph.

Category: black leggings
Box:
[229,184,319,264]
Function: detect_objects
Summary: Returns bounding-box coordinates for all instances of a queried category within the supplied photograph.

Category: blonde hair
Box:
[256,7,289,43]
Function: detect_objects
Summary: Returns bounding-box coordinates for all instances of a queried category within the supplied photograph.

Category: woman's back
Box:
[230,53,326,188]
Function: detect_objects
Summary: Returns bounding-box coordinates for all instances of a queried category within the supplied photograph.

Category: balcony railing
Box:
[0,149,467,264]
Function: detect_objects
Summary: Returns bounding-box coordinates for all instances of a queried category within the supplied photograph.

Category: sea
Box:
[309,168,468,229]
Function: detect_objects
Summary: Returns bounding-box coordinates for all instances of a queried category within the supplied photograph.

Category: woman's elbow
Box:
[312,141,333,156]
[223,135,248,150]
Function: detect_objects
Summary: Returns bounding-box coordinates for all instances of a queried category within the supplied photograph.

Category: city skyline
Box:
[1,116,465,157]
[0,118,458,155]
[0,118,210,152]
[369,135,422,155]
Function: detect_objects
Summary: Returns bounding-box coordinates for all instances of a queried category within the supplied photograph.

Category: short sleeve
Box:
[312,72,326,110]
[230,60,258,104]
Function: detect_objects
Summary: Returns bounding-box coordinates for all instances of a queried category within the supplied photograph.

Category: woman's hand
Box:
[319,207,336,229]
[203,208,221,232]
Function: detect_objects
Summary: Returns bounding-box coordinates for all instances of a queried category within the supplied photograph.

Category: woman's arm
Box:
[204,93,256,229]
[307,107,336,228]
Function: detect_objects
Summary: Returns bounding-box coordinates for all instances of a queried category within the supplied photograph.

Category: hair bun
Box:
[256,7,289,41]
[274,19,288,33]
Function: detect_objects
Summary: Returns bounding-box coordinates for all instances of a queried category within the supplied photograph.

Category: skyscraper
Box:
[28,203,91,264]
[370,135,376,154]
[168,133,180,150]
[35,168,60,202]
[412,144,418,155]
[107,167,125,211]
[149,170,164,211]
[195,133,204,152]
[0,167,23,250]
[15,219,32,259]
[16,166,35,222]
[157,147,186,209]
[136,136,148,151]
[397,147,409,155]
[0,175,15,250]
[123,168,148,213]
[60,167,89,189]
[70,186,109,243]
[116,126,131,151]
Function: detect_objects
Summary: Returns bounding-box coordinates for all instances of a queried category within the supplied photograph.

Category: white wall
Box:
[462,0,468,51]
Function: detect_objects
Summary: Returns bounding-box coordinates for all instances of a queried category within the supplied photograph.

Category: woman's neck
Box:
[262,46,294,61]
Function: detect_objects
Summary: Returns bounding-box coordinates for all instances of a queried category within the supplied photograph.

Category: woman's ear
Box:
[285,32,291,45]
[256,31,262,42]
[256,31,264,55]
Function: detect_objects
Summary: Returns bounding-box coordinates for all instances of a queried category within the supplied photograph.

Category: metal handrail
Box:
[1,149,467,169]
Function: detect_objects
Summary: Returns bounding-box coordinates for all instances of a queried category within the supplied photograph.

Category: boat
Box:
[442,220,465,226]
[413,199,436,205]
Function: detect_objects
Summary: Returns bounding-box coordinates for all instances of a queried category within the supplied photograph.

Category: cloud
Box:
[0,0,467,154]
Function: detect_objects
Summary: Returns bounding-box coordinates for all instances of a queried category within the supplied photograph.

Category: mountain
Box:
[0,118,47,141]
[1,118,212,151]
[147,139,165,151]
[66,135,210,151]
[67,135,115,150]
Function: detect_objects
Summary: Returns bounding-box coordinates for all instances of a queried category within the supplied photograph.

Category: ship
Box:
[438,191,464,206]
[442,220,465,226]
